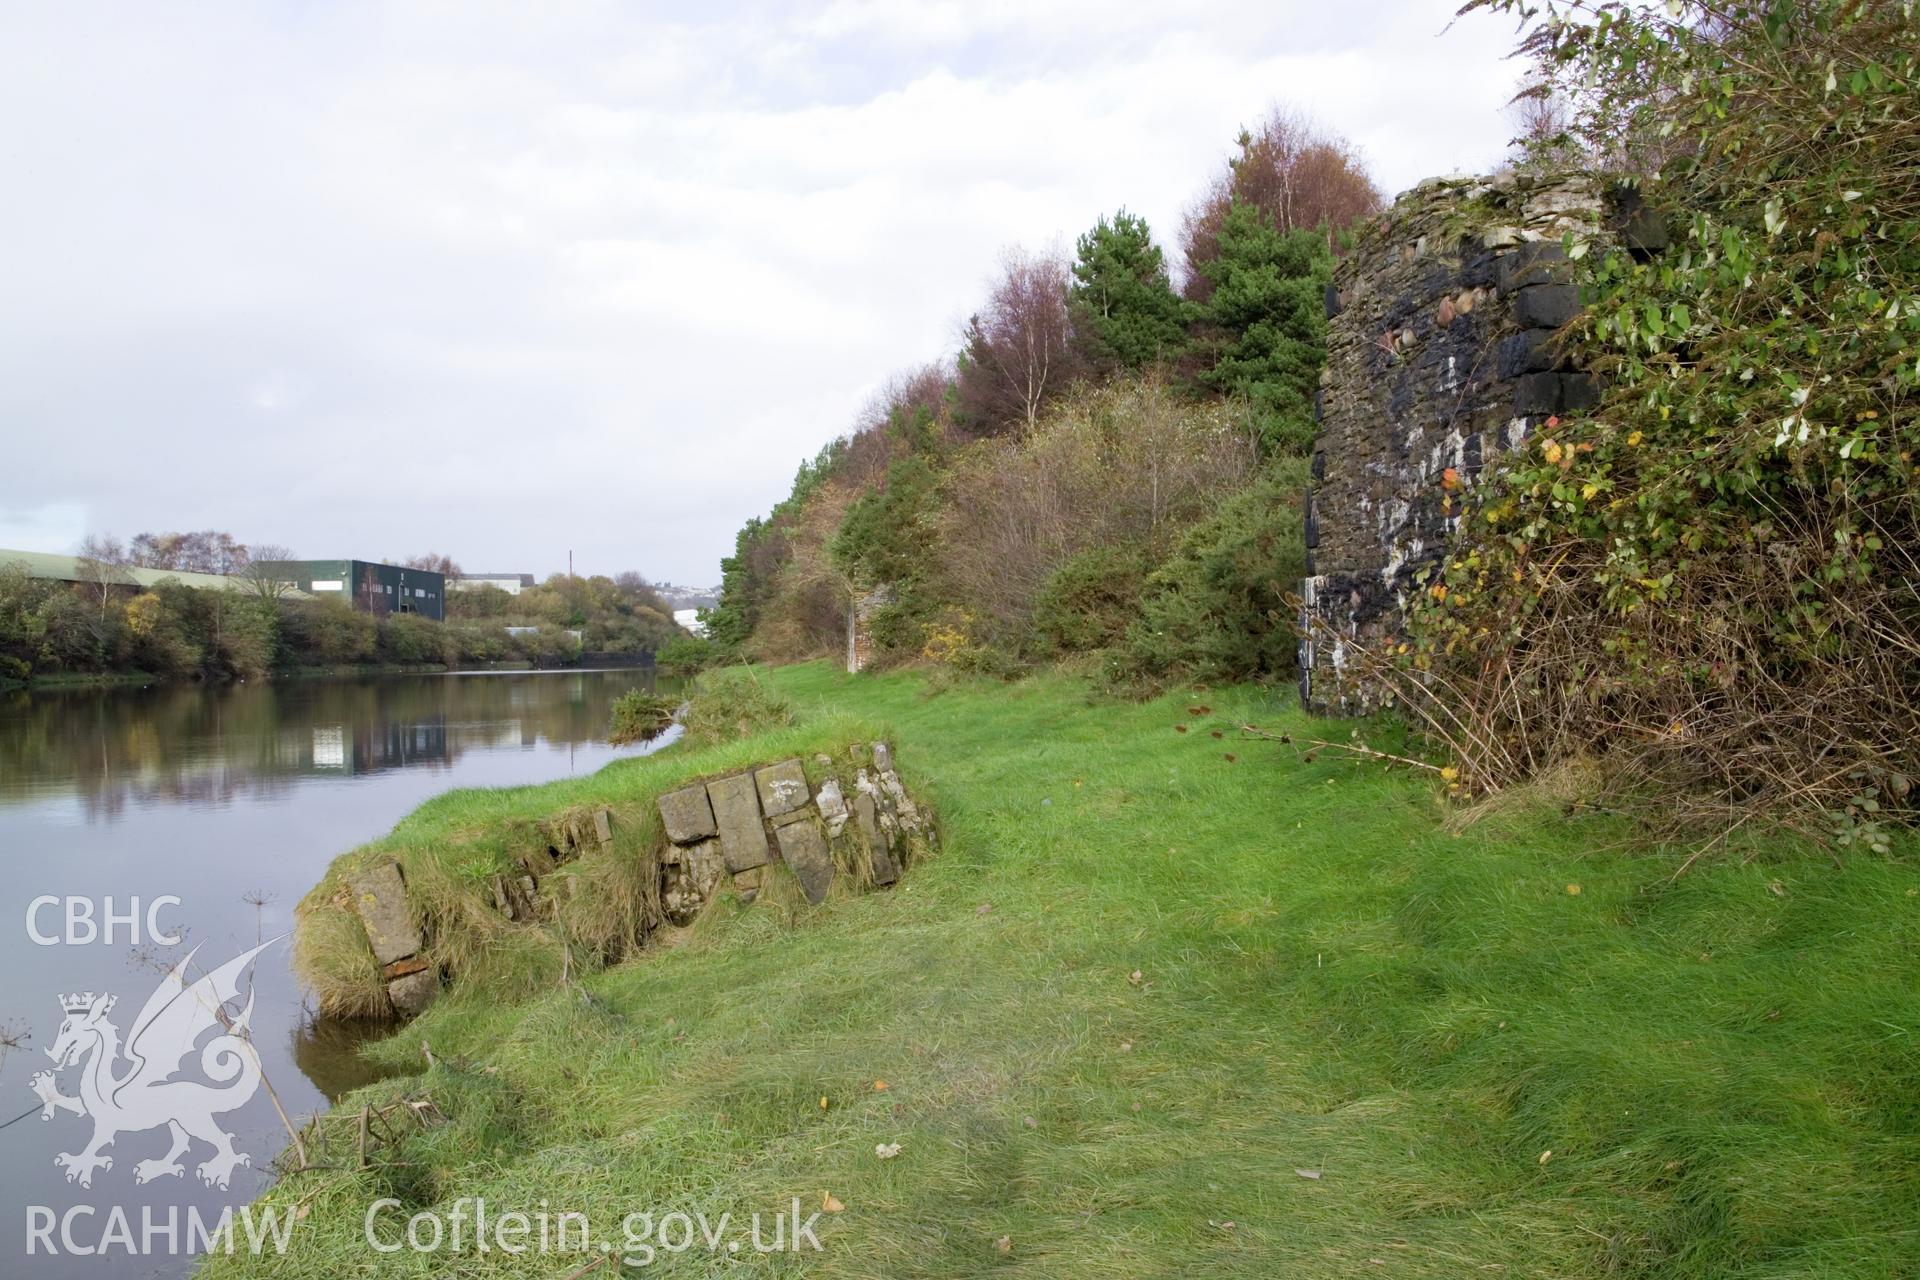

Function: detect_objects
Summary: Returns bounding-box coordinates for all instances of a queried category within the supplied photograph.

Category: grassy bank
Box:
[216,663,1920,1278]
[294,710,897,1017]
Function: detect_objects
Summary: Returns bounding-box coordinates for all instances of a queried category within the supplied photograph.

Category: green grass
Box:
[214,662,1920,1277]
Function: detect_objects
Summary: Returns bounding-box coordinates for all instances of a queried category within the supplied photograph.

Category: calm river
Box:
[0,669,679,1276]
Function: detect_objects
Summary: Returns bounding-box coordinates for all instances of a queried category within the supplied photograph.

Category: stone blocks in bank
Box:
[337,741,933,1019]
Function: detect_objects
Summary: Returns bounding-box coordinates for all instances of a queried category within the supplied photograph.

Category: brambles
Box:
[1415,1,1920,838]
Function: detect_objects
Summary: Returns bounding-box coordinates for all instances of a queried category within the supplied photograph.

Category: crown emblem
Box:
[59,992,107,1014]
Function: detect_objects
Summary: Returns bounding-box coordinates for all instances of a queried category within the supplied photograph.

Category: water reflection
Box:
[0,669,668,818]
[290,1016,403,1102]
[0,668,677,1279]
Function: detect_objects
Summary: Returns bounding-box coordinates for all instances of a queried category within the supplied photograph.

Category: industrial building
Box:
[254,559,446,620]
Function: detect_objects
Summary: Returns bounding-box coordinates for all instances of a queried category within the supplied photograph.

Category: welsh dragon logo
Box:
[28,938,281,1190]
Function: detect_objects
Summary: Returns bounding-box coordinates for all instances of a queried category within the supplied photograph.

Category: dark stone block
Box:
[1496,243,1569,294]
[1311,450,1326,481]
[1312,389,1324,424]
[1497,329,1564,378]
[1513,284,1581,329]
[1303,489,1319,549]
[1620,207,1669,256]
[1418,263,1458,299]
[1462,430,1484,478]
[1609,181,1671,258]
[1324,283,1342,318]
[1458,247,1498,288]
[1562,372,1602,412]
[1512,371,1563,417]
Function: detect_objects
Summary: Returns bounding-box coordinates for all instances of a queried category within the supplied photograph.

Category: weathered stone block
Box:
[1498,329,1563,378]
[815,778,849,836]
[1495,242,1568,293]
[872,742,893,773]
[707,773,771,872]
[387,967,438,1017]
[854,790,884,848]
[349,861,422,965]
[754,759,810,818]
[593,808,613,846]
[869,837,900,887]
[657,784,717,844]
[769,805,815,828]
[1513,284,1581,329]
[1512,371,1563,417]
[1562,372,1602,412]
[689,839,725,896]
[775,820,834,905]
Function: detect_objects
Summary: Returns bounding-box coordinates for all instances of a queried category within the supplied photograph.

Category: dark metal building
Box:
[254,560,447,621]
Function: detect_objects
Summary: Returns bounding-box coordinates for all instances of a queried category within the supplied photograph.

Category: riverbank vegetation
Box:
[0,558,684,686]
[698,108,1373,691]
[1398,0,1920,841]
[221,662,1920,1277]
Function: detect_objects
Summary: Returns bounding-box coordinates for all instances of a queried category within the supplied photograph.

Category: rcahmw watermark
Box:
[26,1204,299,1257]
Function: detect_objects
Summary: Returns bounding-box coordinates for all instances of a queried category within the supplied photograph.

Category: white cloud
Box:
[0,0,1523,584]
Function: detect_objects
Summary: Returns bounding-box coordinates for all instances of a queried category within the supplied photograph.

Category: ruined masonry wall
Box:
[346,741,930,1018]
[1299,170,1661,711]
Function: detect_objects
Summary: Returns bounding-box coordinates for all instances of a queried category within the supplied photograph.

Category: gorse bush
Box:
[1415,0,1920,838]
[680,667,798,748]
[1116,460,1307,685]
[1031,543,1153,656]
[607,689,678,745]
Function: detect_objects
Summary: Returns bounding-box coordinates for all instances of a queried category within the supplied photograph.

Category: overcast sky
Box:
[0,1,1524,586]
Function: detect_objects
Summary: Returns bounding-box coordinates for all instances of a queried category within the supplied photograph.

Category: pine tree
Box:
[1194,201,1331,454]
[1068,211,1187,371]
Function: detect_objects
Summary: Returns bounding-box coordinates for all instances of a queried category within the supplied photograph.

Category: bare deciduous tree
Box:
[1180,106,1382,299]
[955,248,1081,437]
[128,530,250,575]
[400,552,461,578]
[74,534,131,617]
[238,544,298,599]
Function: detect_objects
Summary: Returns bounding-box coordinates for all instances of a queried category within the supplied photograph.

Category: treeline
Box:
[701,110,1381,686]
[0,540,687,683]
[446,572,693,663]
[0,567,578,682]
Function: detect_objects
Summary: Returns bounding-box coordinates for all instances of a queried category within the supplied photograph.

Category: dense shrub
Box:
[657,633,716,677]
[1413,0,1920,838]
[1031,543,1153,656]
[752,478,857,664]
[279,598,378,667]
[379,613,454,665]
[936,380,1254,653]
[680,668,797,748]
[1117,460,1307,685]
